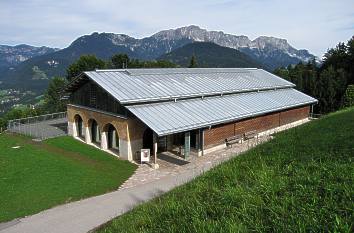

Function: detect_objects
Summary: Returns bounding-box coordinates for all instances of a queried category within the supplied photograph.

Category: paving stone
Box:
[118,135,270,190]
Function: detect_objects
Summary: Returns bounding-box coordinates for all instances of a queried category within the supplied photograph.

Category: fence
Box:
[7,112,68,140]
[309,113,323,119]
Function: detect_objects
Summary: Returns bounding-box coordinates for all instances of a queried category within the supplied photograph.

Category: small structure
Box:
[64,68,317,166]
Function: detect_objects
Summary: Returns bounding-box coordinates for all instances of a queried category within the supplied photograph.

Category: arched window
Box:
[74,115,84,138]
[107,124,119,152]
[90,119,101,143]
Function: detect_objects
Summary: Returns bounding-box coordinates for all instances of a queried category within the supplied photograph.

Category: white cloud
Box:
[0,0,353,56]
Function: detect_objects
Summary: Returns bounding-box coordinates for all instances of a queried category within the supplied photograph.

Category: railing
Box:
[7,112,68,140]
[309,113,323,119]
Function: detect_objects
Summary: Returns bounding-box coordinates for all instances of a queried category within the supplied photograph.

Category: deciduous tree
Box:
[66,55,106,81]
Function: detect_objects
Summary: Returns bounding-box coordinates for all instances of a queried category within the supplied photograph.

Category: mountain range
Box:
[0,25,316,92]
[159,42,262,68]
[0,44,58,69]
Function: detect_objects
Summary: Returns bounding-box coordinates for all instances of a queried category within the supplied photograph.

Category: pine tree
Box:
[110,54,130,69]
[44,77,67,112]
[188,55,198,68]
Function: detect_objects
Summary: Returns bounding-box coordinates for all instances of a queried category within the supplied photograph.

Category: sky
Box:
[0,0,353,57]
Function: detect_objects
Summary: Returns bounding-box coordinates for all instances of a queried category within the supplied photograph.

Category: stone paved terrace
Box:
[119,136,269,190]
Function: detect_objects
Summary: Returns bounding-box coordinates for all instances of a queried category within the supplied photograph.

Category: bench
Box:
[244,130,259,148]
[225,134,243,147]
[244,130,258,140]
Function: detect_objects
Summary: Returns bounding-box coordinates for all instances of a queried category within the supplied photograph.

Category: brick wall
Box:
[204,106,310,147]
[279,107,310,125]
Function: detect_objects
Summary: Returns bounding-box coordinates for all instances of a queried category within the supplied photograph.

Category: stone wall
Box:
[67,104,147,160]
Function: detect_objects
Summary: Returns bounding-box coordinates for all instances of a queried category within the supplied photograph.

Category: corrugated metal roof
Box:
[126,88,317,136]
[79,68,295,104]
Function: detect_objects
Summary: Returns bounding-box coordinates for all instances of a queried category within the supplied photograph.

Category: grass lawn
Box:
[0,135,136,223]
[96,107,354,233]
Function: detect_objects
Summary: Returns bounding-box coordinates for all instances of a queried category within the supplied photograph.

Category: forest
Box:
[274,36,354,114]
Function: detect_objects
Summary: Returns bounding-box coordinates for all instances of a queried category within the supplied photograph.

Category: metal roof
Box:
[69,68,295,104]
[126,88,317,136]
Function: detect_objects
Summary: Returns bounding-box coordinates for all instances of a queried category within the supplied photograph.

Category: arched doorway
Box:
[90,119,101,144]
[143,128,153,152]
[74,114,84,138]
[107,124,119,152]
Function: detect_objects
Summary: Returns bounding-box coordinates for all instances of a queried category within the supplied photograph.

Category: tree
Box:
[319,66,337,113]
[273,35,354,114]
[3,108,25,121]
[0,106,44,130]
[141,60,177,68]
[346,36,354,84]
[43,77,67,112]
[109,53,177,69]
[110,54,130,69]
[322,42,348,71]
[66,55,106,81]
[274,67,289,80]
[188,55,198,68]
[0,118,6,130]
[343,85,354,107]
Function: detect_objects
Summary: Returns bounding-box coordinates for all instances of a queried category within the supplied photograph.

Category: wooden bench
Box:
[225,134,243,147]
[244,130,258,140]
[244,130,259,148]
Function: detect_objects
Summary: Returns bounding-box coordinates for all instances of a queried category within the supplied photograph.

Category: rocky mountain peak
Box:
[152,25,206,40]
[251,36,291,50]
[154,25,316,65]
[0,44,58,68]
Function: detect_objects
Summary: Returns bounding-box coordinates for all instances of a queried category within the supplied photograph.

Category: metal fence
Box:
[7,112,68,140]
[309,113,323,119]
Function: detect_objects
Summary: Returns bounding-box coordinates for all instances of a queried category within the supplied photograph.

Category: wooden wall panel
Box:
[204,106,310,147]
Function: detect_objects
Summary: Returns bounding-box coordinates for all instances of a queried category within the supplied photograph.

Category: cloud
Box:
[0,0,353,56]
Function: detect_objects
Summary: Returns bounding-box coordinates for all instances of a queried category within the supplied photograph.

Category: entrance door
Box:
[143,128,154,151]
[190,130,196,149]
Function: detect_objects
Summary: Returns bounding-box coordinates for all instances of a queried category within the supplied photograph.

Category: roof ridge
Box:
[93,67,259,75]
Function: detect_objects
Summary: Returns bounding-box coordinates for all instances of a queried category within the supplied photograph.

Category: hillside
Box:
[0,44,58,69]
[159,42,262,68]
[96,107,354,233]
[0,135,136,222]
[0,33,141,91]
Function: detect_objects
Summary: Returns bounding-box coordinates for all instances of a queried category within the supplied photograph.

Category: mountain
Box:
[159,42,262,68]
[0,44,58,69]
[152,25,316,70]
[0,25,316,92]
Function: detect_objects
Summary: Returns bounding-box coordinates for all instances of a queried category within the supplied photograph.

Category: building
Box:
[65,68,317,165]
